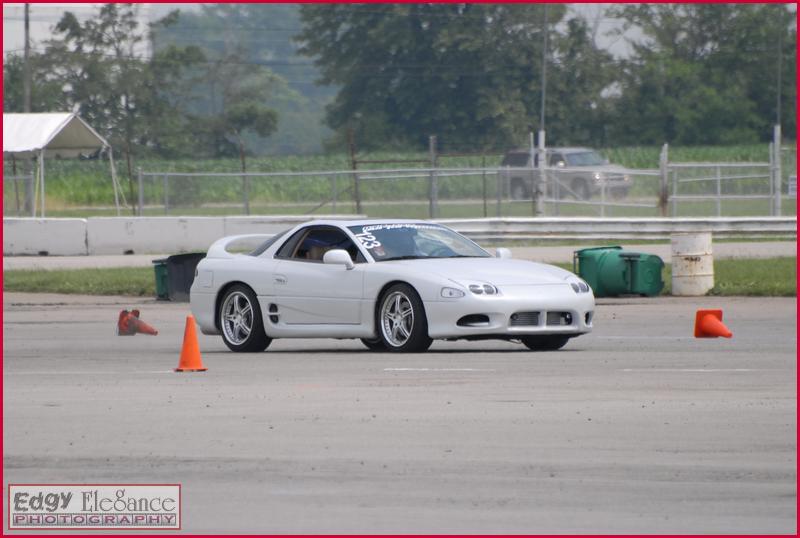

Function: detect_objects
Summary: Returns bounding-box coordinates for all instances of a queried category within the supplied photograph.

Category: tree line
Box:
[4,3,796,171]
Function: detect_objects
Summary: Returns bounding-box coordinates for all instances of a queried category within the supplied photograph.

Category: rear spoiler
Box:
[205,234,274,259]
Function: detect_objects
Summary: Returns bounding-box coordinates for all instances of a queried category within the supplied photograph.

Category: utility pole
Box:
[23,3,31,112]
[776,9,783,127]
[539,3,548,134]
[535,4,548,217]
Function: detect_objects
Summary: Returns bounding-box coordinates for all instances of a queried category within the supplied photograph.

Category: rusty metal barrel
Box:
[670,232,714,296]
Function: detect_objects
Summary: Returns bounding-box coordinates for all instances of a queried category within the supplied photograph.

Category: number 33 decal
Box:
[355,232,381,249]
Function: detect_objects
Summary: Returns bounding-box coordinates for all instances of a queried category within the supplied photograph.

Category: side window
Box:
[281,227,365,263]
[549,153,564,166]
[275,228,308,259]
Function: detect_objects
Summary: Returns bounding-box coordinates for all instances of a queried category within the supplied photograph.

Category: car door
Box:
[272,225,365,325]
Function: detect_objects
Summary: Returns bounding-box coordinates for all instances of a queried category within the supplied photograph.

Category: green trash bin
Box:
[626,252,664,297]
[152,258,169,300]
[152,253,206,301]
[574,246,664,297]
[573,246,628,297]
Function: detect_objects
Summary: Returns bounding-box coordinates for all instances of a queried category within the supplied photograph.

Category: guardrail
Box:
[4,216,796,256]
[440,217,797,241]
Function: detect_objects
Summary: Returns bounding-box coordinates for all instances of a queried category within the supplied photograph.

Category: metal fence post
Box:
[659,143,669,216]
[715,166,722,217]
[554,176,560,216]
[39,149,46,217]
[332,174,338,214]
[671,169,678,217]
[496,168,503,217]
[163,173,169,215]
[137,168,144,216]
[599,182,606,217]
[25,163,34,217]
[428,135,438,219]
[481,155,487,218]
[348,129,362,214]
[535,130,545,216]
[773,124,782,216]
[242,174,251,215]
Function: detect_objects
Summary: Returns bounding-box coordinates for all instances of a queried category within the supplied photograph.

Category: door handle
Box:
[274,274,287,285]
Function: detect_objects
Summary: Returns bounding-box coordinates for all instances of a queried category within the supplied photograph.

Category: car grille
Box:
[546,311,573,326]
[509,311,540,327]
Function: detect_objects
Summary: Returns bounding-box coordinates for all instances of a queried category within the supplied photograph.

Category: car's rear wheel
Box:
[218,284,271,352]
[377,284,432,353]
[510,179,530,200]
[360,338,386,351]
[572,178,591,200]
[521,335,570,351]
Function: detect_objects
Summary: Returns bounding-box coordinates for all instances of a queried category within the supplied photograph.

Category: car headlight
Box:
[441,287,465,298]
[593,172,602,181]
[467,283,498,295]
[568,278,591,294]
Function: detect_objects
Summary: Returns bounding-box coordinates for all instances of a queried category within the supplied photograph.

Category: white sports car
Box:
[190,219,594,353]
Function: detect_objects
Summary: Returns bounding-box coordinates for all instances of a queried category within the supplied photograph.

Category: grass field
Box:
[4,257,795,297]
[4,144,796,219]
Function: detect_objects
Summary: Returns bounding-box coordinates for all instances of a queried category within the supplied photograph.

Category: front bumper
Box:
[424,284,595,339]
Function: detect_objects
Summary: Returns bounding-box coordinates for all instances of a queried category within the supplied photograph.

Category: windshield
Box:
[565,151,606,167]
[348,223,490,262]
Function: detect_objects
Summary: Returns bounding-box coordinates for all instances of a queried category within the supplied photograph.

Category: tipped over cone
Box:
[132,317,159,336]
[175,315,207,372]
[694,309,732,338]
[118,309,158,336]
[117,310,135,335]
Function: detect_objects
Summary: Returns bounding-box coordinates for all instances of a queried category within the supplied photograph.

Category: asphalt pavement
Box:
[2,292,796,533]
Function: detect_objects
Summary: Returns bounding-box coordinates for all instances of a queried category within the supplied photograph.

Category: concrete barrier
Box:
[3,218,88,256]
[86,217,225,255]
[4,215,795,256]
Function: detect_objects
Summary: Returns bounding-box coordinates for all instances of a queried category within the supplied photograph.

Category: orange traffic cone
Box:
[175,315,207,372]
[117,309,158,336]
[117,310,135,335]
[130,309,158,335]
[694,309,733,338]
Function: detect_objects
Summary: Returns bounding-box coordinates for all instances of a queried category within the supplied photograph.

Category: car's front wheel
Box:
[377,284,432,353]
[218,284,271,352]
[521,335,570,351]
[360,338,386,351]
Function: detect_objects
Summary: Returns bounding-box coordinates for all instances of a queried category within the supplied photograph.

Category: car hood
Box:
[386,257,575,286]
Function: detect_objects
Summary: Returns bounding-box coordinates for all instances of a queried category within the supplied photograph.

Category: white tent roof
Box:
[3,112,109,158]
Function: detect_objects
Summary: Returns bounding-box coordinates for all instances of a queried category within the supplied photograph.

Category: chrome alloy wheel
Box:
[380,291,414,347]
[221,291,254,345]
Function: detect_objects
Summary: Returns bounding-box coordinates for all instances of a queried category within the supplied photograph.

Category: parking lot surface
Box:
[3,293,796,533]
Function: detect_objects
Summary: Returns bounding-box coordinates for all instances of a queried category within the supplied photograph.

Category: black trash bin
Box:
[152,253,206,302]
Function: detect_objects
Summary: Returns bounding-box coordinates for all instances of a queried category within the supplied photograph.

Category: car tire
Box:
[360,338,386,351]
[572,179,591,200]
[609,186,628,200]
[521,335,570,351]
[510,179,530,200]
[218,284,271,352]
[377,284,432,353]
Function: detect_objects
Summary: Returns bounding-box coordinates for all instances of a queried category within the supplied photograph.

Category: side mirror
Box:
[556,161,566,168]
[323,249,354,270]
[495,247,512,259]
